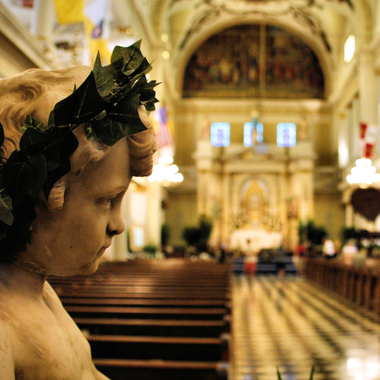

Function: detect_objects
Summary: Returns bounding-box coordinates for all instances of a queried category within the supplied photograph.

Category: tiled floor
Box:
[231,275,380,380]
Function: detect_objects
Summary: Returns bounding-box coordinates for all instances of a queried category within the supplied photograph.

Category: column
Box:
[221,172,230,244]
[30,0,55,40]
[346,203,354,227]
[146,181,162,248]
[359,49,377,126]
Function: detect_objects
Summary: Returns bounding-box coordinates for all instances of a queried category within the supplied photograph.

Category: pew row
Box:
[48,259,232,379]
[304,258,380,316]
[63,296,230,309]
[65,305,229,320]
[93,359,229,380]
[76,317,230,337]
[88,334,230,361]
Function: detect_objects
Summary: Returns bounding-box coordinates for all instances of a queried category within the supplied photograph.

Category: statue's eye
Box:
[100,196,116,209]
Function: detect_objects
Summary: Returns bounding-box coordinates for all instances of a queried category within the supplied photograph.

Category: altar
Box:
[194,139,315,252]
[230,228,282,252]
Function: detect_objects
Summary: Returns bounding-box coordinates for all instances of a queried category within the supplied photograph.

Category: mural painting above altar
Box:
[183,24,325,99]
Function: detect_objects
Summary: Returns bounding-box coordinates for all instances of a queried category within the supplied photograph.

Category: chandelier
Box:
[148,156,184,186]
[346,158,380,187]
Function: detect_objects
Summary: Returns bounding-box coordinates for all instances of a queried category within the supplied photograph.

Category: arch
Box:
[174,18,333,100]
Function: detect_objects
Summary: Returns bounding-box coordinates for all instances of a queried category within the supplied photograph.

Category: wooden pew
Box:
[76,317,230,337]
[55,289,229,300]
[62,296,230,308]
[93,359,228,380]
[51,278,230,294]
[88,334,229,362]
[49,259,232,379]
[65,305,228,320]
[304,258,380,317]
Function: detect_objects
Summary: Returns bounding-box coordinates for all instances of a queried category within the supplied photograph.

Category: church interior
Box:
[3,0,380,379]
[4,0,380,255]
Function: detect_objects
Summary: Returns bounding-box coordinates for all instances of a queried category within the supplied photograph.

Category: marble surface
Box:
[231,275,380,380]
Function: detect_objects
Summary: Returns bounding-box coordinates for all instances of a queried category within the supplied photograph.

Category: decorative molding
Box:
[176,0,335,52]
[0,3,56,72]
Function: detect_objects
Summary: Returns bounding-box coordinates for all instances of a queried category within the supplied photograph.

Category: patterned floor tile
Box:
[232,275,380,380]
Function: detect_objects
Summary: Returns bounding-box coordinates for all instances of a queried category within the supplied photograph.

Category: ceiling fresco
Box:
[148,0,367,101]
[182,23,325,99]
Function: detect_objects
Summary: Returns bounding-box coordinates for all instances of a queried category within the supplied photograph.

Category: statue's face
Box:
[27,137,131,276]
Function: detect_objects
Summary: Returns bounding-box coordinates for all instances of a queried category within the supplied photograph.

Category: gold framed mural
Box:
[183,24,325,99]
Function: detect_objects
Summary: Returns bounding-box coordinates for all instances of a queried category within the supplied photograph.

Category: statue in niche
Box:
[240,179,268,228]
[0,42,157,379]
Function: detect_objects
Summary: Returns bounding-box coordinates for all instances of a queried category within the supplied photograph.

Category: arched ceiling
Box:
[148,0,371,48]
[1,0,375,100]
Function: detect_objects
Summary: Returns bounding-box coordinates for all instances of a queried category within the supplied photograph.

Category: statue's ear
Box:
[45,177,68,213]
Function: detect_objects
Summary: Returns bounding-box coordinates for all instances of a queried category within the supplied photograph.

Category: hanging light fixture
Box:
[346,158,380,187]
[148,156,184,186]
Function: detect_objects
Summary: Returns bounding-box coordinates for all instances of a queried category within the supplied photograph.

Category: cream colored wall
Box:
[174,98,329,165]
[314,192,345,242]
[165,191,198,246]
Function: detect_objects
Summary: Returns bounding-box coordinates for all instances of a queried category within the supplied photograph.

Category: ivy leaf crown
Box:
[0,40,159,255]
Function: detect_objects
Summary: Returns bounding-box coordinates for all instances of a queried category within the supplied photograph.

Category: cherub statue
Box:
[0,41,157,379]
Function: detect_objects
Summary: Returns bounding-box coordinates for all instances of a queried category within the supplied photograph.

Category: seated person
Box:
[0,42,157,379]
[341,239,359,265]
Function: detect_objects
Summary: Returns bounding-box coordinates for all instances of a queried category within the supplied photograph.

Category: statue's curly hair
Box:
[0,66,157,213]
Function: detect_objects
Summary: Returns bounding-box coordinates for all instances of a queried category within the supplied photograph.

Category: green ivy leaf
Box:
[2,196,36,248]
[86,94,146,146]
[93,52,114,98]
[14,197,36,244]
[123,57,151,80]
[140,89,157,103]
[309,366,315,380]
[53,72,109,126]
[111,42,152,85]
[24,114,44,131]
[0,191,13,226]
[111,40,142,66]
[47,110,55,128]
[0,122,4,147]
[20,123,72,171]
[43,131,78,199]
[3,151,46,208]
[0,223,7,242]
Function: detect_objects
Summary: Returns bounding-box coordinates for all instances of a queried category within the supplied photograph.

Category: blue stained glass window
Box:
[256,123,263,143]
[277,123,296,147]
[211,122,230,147]
[244,122,254,147]
[244,122,264,147]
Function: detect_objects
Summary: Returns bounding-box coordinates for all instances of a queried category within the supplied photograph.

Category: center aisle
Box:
[231,275,380,380]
